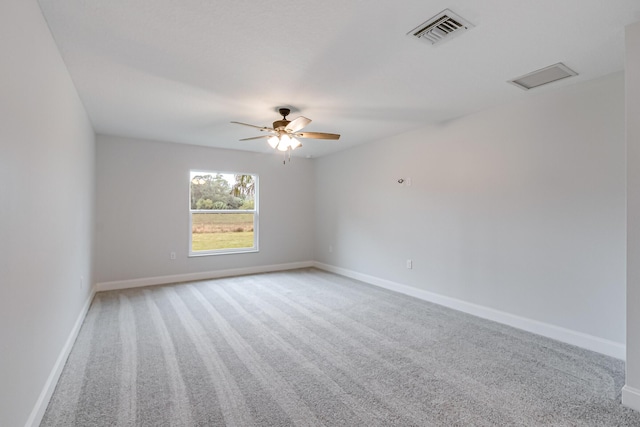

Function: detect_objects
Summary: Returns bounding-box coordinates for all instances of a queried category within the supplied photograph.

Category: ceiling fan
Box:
[231,108,340,155]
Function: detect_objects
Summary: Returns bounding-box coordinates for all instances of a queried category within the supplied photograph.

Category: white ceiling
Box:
[37,0,640,158]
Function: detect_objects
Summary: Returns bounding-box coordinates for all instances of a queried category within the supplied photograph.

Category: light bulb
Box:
[289,137,301,150]
[277,134,291,151]
[267,135,279,149]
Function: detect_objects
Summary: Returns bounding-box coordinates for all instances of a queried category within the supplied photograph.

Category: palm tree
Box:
[231,174,255,199]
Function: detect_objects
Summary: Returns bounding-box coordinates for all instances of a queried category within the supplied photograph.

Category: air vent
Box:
[508,63,578,90]
[407,9,474,46]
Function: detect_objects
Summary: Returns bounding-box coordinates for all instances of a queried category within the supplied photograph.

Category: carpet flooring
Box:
[42,268,640,426]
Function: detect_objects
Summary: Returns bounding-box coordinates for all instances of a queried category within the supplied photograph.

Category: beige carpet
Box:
[42,268,640,426]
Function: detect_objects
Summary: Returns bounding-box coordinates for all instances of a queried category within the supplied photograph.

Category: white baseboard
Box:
[622,385,640,412]
[25,287,96,427]
[96,261,315,292]
[313,262,625,360]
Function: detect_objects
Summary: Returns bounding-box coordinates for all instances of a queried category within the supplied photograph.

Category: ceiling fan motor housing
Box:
[273,119,290,130]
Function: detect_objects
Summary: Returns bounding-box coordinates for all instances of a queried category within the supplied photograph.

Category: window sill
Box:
[188,248,259,257]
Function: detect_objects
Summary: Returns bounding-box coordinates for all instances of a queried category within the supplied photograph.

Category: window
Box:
[189,171,258,256]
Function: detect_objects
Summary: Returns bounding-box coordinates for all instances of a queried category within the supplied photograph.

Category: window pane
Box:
[190,172,256,211]
[191,212,255,251]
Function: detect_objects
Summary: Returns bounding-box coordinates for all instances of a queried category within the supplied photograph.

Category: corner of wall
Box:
[25,289,96,427]
[623,386,640,412]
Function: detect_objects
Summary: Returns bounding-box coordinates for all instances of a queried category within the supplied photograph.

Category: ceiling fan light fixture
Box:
[289,137,301,149]
[267,135,279,148]
[277,134,291,151]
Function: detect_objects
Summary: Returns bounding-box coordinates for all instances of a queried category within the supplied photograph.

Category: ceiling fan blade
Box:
[230,121,273,132]
[296,132,340,140]
[239,135,271,141]
[285,116,311,133]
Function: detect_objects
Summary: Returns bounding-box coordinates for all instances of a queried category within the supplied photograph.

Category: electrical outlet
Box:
[170,251,176,260]
[406,259,413,269]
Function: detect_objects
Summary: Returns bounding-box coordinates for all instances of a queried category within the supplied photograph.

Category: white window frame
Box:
[188,171,259,257]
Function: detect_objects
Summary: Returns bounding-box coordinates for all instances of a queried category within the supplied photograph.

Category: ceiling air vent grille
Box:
[508,63,578,90]
[408,9,473,46]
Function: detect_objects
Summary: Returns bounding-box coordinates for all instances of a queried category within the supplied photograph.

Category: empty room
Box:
[3,0,640,426]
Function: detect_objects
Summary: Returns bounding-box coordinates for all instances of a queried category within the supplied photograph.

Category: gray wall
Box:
[625,20,640,411]
[95,135,315,284]
[314,73,626,345]
[0,1,95,426]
